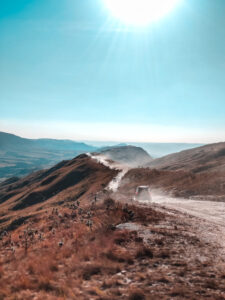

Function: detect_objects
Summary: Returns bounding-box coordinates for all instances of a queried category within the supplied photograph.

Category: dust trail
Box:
[87,153,129,192]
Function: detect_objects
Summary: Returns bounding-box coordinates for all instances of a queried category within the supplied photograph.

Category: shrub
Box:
[82,265,101,280]
[135,247,153,259]
[104,198,115,209]
[129,290,145,300]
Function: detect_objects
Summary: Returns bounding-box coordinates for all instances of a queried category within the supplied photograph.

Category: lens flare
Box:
[103,0,181,26]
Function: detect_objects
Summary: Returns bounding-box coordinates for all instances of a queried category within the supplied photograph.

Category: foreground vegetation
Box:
[0,196,225,300]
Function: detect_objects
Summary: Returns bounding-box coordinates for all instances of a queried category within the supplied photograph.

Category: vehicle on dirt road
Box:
[134,185,152,202]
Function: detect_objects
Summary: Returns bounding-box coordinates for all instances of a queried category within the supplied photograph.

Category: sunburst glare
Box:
[103,0,182,26]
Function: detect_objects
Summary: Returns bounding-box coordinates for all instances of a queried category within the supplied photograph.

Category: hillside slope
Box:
[0,132,97,182]
[147,142,225,174]
[0,156,225,299]
[118,167,225,199]
[0,154,117,230]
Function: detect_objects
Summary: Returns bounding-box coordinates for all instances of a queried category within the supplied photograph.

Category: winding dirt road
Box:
[150,194,225,254]
[89,154,225,251]
[88,153,129,192]
[152,195,225,228]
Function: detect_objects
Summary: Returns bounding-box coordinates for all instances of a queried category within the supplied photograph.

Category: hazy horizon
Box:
[1,129,205,158]
[1,122,224,145]
[0,126,221,145]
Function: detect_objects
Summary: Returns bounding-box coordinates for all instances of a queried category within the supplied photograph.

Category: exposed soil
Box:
[0,154,225,299]
[0,200,225,299]
[152,195,225,253]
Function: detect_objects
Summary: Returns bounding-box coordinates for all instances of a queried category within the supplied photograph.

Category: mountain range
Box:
[0,131,204,182]
[0,132,97,182]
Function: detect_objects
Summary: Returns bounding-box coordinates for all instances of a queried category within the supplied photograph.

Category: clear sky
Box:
[0,0,225,143]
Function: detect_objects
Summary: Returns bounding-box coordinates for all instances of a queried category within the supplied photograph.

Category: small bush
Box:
[204,279,218,290]
[104,198,115,209]
[38,278,54,292]
[136,247,153,259]
[129,290,145,300]
[158,250,170,259]
[170,285,189,297]
[83,265,101,280]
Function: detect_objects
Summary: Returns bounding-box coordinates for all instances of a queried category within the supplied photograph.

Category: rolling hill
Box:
[0,154,118,230]
[98,145,153,167]
[147,142,225,174]
[0,132,97,182]
[87,141,203,158]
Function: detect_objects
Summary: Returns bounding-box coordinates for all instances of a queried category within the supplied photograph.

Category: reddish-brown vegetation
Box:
[0,152,225,299]
[0,199,224,299]
[148,142,225,174]
[0,154,118,231]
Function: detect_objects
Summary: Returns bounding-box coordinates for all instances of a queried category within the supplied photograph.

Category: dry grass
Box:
[0,199,224,299]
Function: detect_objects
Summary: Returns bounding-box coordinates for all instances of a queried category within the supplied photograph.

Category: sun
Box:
[103,0,181,26]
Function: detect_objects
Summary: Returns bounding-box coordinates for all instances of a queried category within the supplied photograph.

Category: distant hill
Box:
[87,141,203,158]
[98,145,153,167]
[0,132,97,182]
[147,142,225,174]
[131,142,204,158]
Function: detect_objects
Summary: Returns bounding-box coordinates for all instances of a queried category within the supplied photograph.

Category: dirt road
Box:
[89,155,225,251]
[88,153,129,192]
[153,195,225,228]
[150,194,225,253]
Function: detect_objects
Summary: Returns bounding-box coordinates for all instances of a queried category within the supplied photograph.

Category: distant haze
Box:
[0,120,224,145]
[87,141,203,158]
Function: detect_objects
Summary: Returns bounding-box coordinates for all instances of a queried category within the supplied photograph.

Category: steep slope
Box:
[98,145,153,167]
[0,132,97,182]
[0,154,118,230]
[148,142,225,174]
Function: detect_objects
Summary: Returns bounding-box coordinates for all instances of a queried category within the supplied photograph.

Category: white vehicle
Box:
[134,185,152,202]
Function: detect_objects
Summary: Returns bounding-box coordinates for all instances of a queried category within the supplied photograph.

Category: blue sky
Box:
[0,0,225,142]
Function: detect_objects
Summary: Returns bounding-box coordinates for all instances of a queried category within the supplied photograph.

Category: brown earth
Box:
[0,154,118,231]
[0,200,225,299]
[147,142,225,174]
[0,154,225,299]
